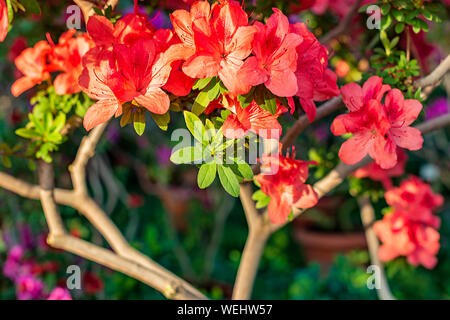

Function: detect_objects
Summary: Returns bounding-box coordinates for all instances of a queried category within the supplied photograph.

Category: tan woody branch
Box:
[1,123,206,300]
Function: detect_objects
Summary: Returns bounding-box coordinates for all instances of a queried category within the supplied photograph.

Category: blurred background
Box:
[0,0,449,299]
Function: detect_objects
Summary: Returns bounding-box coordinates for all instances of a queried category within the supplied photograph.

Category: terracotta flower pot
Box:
[293,225,367,267]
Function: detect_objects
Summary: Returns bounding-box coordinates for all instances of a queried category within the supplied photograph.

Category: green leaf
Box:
[205,119,216,142]
[184,111,206,144]
[151,112,170,131]
[395,22,405,34]
[237,87,256,109]
[120,104,133,127]
[170,146,204,164]
[217,165,240,197]
[133,108,146,136]
[6,0,13,23]
[193,77,212,91]
[422,9,432,21]
[20,0,41,14]
[358,3,372,13]
[389,36,399,49]
[381,4,390,15]
[51,113,66,133]
[15,128,41,139]
[192,91,211,116]
[235,162,254,180]
[417,19,428,32]
[263,90,277,115]
[252,190,271,209]
[391,9,404,22]
[380,14,392,30]
[207,80,221,101]
[197,162,217,189]
[1,156,12,168]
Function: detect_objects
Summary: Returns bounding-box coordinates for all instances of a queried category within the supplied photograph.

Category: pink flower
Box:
[48,287,72,300]
[374,176,443,269]
[238,9,302,97]
[16,274,44,300]
[331,76,423,169]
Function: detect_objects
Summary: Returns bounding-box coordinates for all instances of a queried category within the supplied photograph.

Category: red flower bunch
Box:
[80,1,193,130]
[171,0,339,116]
[171,0,257,94]
[209,94,286,139]
[255,148,318,224]
[289,22,340,121]
[0,0,8,42]
[374,176,443,269]
[11,30,93,97]
[331,76,423,169]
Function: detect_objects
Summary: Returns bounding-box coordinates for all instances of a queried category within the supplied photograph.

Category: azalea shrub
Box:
[0,0,449,300]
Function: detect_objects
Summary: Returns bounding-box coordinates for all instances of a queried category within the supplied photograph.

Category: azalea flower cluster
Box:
[78,0,338,130]
[331,76,424,169]
[11,29,93,97]
[374,176,443,269]
[255,147,318,224]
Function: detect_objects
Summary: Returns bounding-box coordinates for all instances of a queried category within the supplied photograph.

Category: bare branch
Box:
[239,183,261,227]
[281,97,343,153]
[358,196,395,300]
[38,161,65,237]
[232,228,270,300]
[414,54,450,89]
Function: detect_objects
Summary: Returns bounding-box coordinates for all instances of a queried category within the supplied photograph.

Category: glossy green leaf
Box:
[170,146,204,164]
[217,165,240,197]
[151,112,170,131]
[197,162,217,189]
[184,111,206,144]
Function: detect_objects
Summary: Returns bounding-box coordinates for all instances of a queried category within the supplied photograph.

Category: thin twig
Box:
[414,54,450,89]
[358,196,395,300]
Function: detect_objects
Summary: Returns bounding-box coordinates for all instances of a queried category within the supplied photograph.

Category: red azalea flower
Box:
[290,22,339,121]
[153,28,195,96]
[170,0,210,58]
[11,41,52,97]
[86,2,155,49]
[353,148,407,189]
[385,176,443,225]
[127,194,145,209]
[80,37,172,131]
[83,272,104,295]
[47,30,94,95]
[0,0,8,42]
[255,149,318,224]
[374,176,443,269]
[180,0,257,94]
[221,96,286,139]
[331,76,423,169]
[238,9,302,97]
